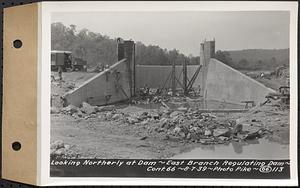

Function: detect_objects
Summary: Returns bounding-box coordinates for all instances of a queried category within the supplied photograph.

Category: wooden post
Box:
[172,61,176,96]
[133,43,136,95]
[183,59,188,95]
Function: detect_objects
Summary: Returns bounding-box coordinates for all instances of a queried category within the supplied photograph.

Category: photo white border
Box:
[38,1,298,186]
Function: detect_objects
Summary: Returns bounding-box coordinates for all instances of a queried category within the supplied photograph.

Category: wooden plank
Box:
[195,109,248,113]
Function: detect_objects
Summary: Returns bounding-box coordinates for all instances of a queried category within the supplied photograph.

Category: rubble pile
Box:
[95,105,273,144]
[149,109,272,144]
[52,94,287,146]
[131,88,164,105]
[131,87,185,105]
[56,102,116,119]
[50,140,79,158]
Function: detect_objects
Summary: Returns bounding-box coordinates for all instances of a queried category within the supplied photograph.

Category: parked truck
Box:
[51,50,87,72]
[71,57,88,71]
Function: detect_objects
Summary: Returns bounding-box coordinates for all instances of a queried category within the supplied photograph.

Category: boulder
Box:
[199,138,214,144]
[177,107,188,112]
[186,133,191,140]
[51,107,60,114]
[218,136,229,141]
[217,129,233,138]
[204,129,212,136]
[112,113,123,120]
[189,132,199,141]
[159,118,169,128]
[77,110,84,118]
[233,124,243,134]
[178,131,186,138]
[50,149,56,156]
[243,130,263,140]
[140,119,150,125]
[213,128,229,137]
[170,111,182,118]
[127,117,139,124]
[64,144,71,150]
[81,102,96,115]
[236,117,247,125]
[242,124,261,134]
[105,111,114,119]
[96,105,115,112]
[51,140,64,150]
[173,127,181,134]
[62,105,78,115]
[54,148,66,156]
[148,111,160,119]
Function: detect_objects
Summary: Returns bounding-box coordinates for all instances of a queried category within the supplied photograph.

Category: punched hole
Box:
[12,142,21,151]
[13,39,22,48]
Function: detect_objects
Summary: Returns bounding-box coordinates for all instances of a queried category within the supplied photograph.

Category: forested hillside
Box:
[51,22,199,68]
[215,49,289,71]
[52,22,289,71]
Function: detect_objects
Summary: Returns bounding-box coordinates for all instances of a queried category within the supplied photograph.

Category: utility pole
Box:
[172,61,176,96]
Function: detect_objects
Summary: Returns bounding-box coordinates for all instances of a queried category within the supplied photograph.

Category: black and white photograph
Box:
[1,1,298,187]
[47,1,296,182]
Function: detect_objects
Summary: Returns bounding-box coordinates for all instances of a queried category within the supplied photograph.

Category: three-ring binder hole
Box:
[13,39,22,48]
[12,142,21,151]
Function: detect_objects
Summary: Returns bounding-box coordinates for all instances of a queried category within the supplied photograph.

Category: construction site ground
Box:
[51,71,289,159]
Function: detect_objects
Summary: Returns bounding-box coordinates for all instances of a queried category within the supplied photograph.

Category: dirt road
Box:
[51,109,197,159]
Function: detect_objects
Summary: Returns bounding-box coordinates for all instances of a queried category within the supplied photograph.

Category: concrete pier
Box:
[62,40,135,107]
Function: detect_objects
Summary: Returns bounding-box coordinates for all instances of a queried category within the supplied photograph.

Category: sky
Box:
[52,11,290,56]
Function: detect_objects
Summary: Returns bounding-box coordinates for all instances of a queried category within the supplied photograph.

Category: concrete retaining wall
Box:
[63,59,132,106]
[136,65,203,90]
[204,58,275,105]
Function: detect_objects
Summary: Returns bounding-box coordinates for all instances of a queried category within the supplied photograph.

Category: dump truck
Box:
[71,57,88,71]
[51,50,72,72]
[51,50,87,72]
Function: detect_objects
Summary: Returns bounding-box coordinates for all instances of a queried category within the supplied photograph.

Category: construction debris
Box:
[53,80,288,148]
[56,98,285,145]
[50,140,79,158]
[50,70,289,159]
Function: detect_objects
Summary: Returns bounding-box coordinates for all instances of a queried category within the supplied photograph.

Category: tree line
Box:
[52,22,288,70]
[215,50,289,71]
[51,22,200,68]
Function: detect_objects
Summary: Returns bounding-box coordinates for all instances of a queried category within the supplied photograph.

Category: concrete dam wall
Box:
[136,65,203,89]
[62,40,275,107]
[204,58,275,105]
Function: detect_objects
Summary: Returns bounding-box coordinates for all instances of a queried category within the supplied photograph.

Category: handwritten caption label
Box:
[50,159,288,174]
